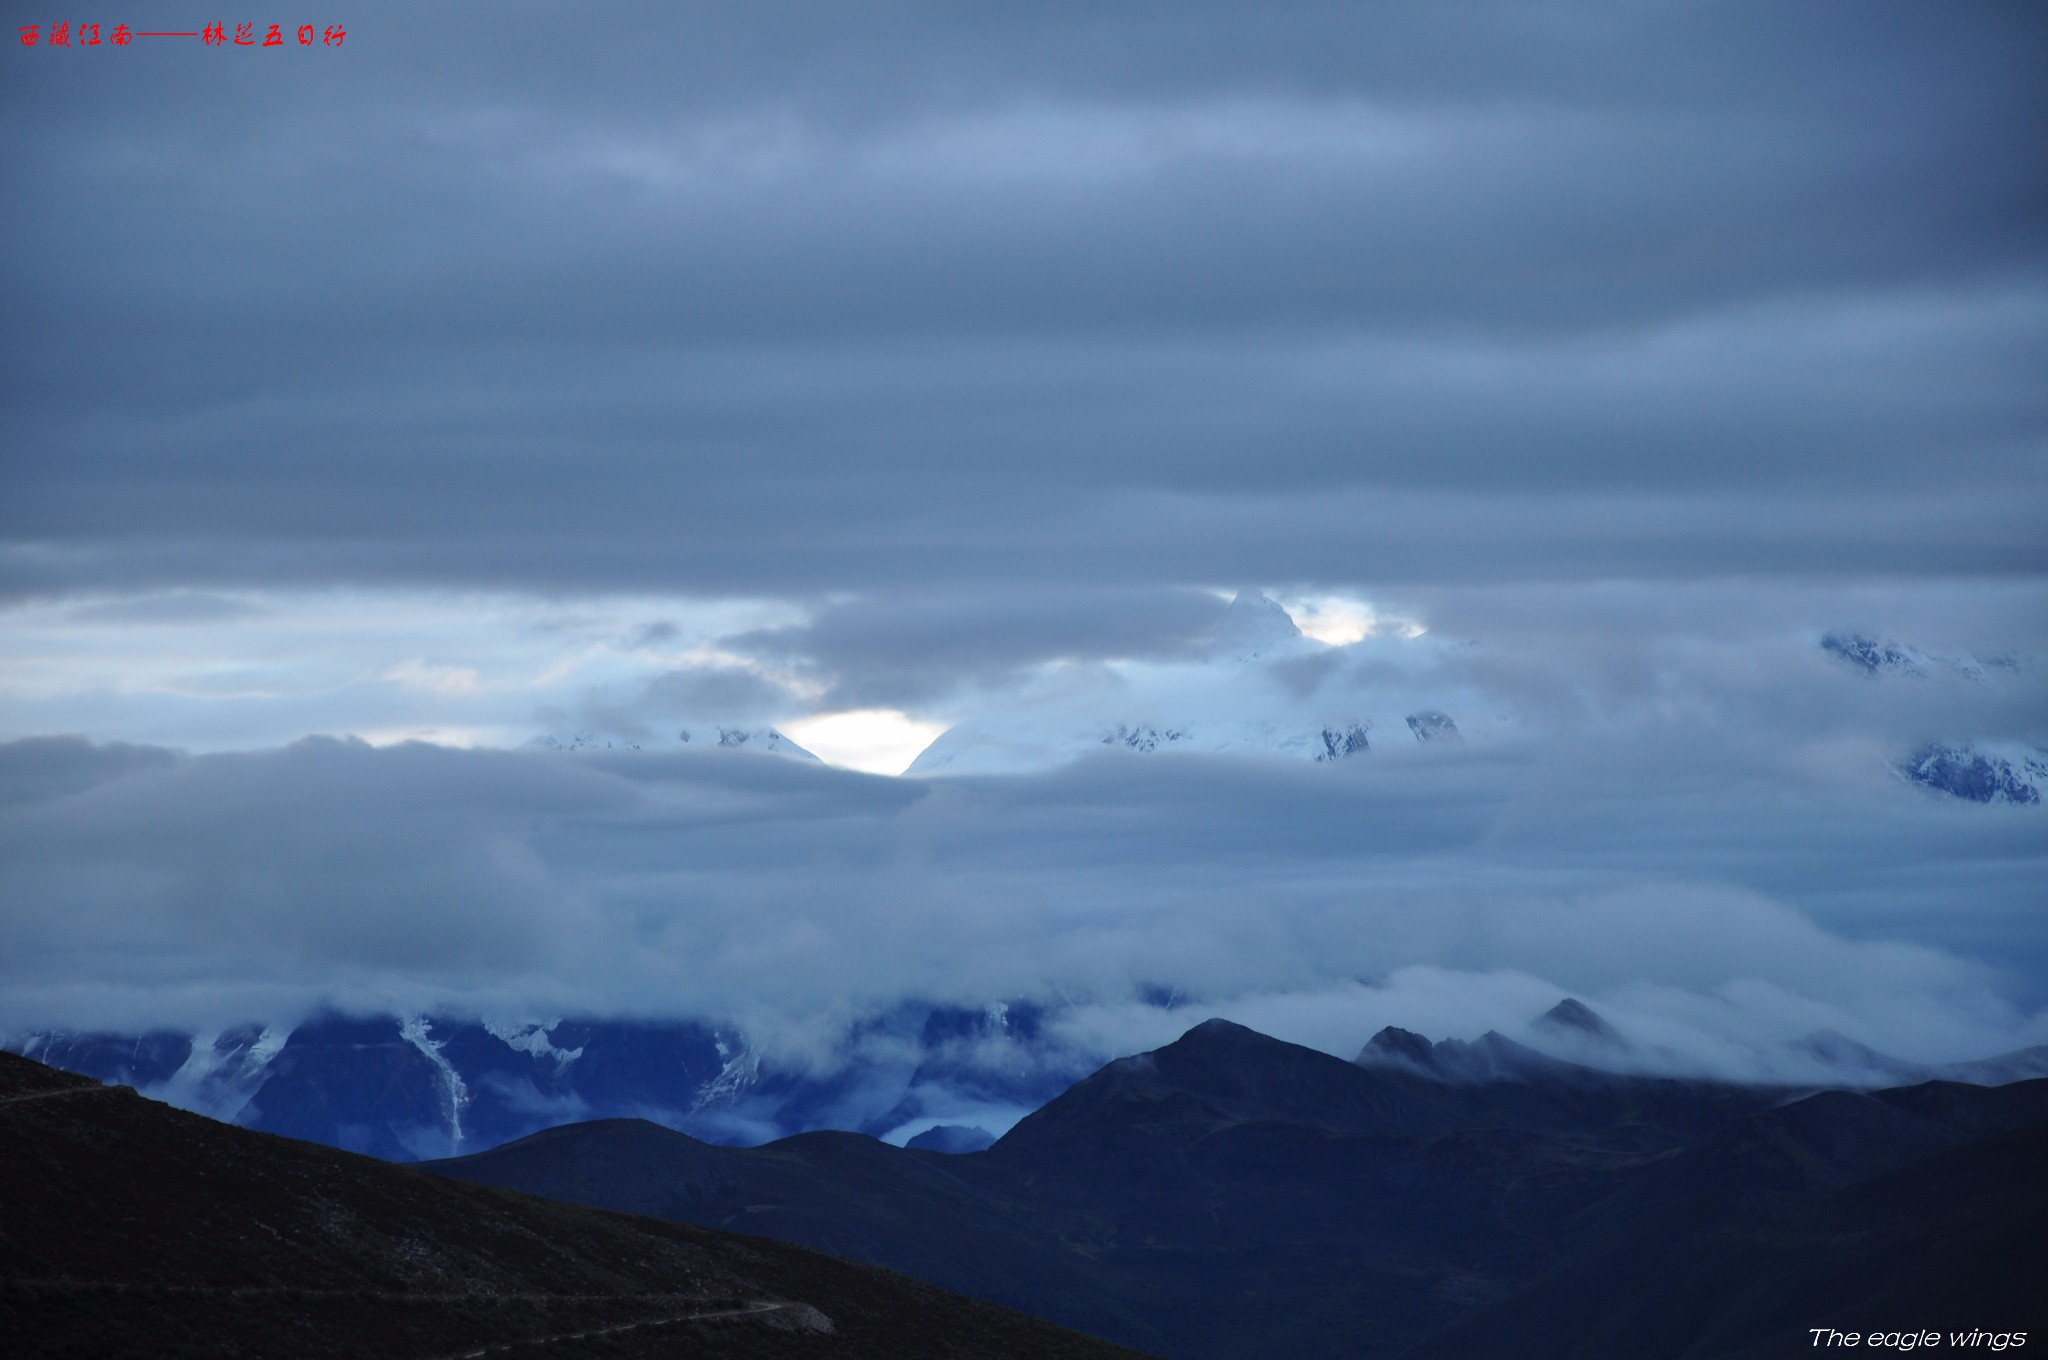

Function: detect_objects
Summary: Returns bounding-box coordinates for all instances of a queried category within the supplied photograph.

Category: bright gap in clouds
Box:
[784,709,950,776]
[1268,593,1411,646]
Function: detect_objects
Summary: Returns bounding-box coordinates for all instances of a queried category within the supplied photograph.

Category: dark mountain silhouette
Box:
[906,1122,996,1152]
[1532,996,1629,1050]
[0,1050,1153,1360]
[15,995,2041,1162]
[1405,1096,2048,1358]
[433,1017,2048,1360]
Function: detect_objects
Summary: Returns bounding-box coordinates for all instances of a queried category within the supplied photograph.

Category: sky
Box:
[2,2,2045,1075]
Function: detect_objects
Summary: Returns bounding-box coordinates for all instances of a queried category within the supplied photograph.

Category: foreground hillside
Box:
[437,1018,2048,1360]
[0,1052,1153,1360]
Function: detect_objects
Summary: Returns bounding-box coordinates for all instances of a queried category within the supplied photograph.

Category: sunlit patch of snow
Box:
[782,709,949,775]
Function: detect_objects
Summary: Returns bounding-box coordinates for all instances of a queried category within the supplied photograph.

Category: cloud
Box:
[2,653,2041,1074]
[383,659,483,696]
[3,2,2042,599]
[0,736,183,808]
[63,593,267,625]
[2,3,2043,1098]
[732,587,1231,708]
[570,662,805,738]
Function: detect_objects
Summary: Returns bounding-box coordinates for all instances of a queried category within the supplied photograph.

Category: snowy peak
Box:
[1819,631,2023,683]
[1405,711,1461,743]
[1100,723,1189,753]
[1208,591,1308,662]
[525,726,820,761]
[1901,743,2044,806]
[1315,723,1371,761]
[700,726,819,759]
[1818,634,2043,807]
[898,591,1482,775]
[1821,632,1931,676]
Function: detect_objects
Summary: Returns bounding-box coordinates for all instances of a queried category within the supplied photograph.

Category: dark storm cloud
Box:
[0,735,182,807]
[4,1,2044,596]
[732,586,1230,707]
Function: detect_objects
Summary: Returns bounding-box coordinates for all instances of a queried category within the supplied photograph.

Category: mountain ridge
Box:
[429,1013,2048,1360]
[13,994,2048,1163]
[0,1049,1157,1360]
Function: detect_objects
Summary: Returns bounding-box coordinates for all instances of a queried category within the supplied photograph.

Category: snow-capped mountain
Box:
[3,1001,1080,1161]
[15,994,2048,1164]
[1901,742,2046,805]
[1817,632,2043,807]
[907,591,1488,776]
[1207,588,1316,663]
[525,725,819,760]
[1819,631,2019,681]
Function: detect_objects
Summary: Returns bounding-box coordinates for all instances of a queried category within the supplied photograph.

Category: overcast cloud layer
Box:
[2,3,2044,1076]
[5,0,2045,595]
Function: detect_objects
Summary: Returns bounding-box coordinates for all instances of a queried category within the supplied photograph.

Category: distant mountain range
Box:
[504,613,2045,807]
[907,592,1475,774]
[0,1049,1150,1360]
[526,724,820,759]
[4,1001,1082,1160]
[9,1008,2043,1358]
[11,997,2046,1163]
[427,1011,2048,1360]
[522,592,1475,776]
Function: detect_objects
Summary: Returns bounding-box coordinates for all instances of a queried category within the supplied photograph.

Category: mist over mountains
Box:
[420,1011,2048,1360]
[12,989,2048,1168]
[6,4,2045,1353]
[904,592,1489,775]
[3,597,2044,1137]
[14,1000,2041,1359]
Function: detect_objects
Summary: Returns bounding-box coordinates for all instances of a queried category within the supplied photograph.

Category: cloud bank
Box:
[4,612,2042,1080]
[3,3,2044,1100]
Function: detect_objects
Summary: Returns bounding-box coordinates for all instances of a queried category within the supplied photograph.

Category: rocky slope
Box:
[0,1050,1154,1360]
